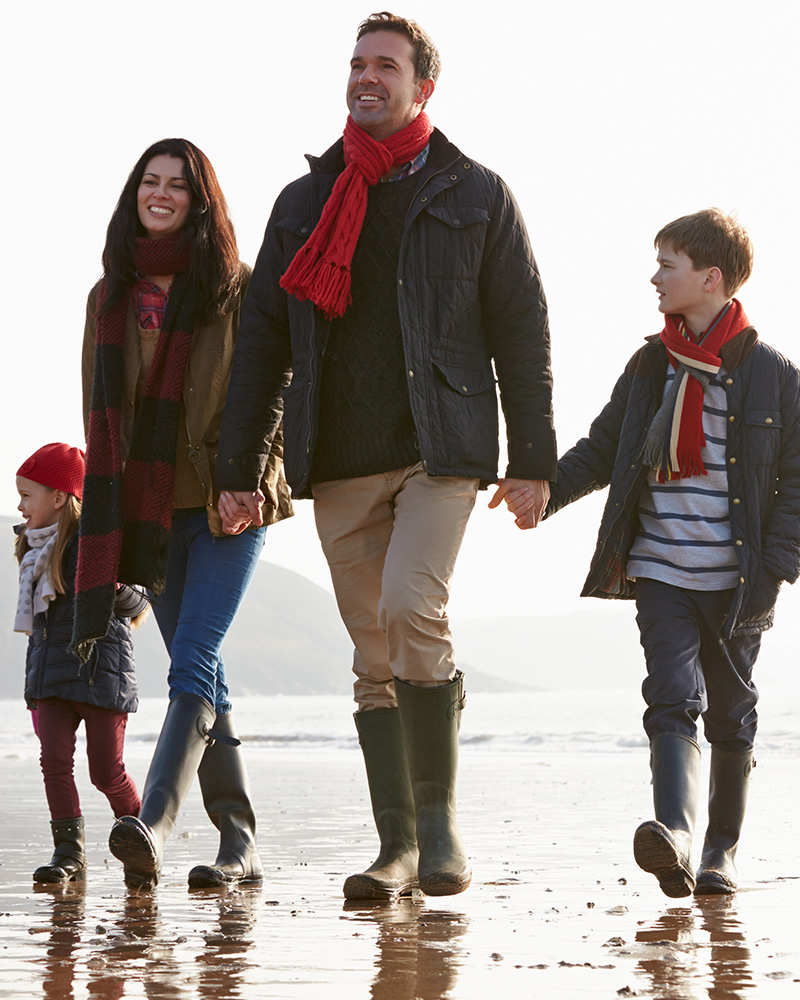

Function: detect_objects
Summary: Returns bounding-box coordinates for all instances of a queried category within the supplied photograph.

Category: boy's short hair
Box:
[655,208,753,297]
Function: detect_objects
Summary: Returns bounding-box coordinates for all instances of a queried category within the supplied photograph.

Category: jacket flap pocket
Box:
[276,216,314,238]
[433,360,495,395]
[424,205,489,229]
[745,409,782,429]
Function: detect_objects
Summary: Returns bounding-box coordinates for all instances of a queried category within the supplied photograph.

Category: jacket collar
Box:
[638,326,760,375]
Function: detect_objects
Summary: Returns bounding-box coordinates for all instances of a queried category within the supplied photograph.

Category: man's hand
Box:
[218,490,266,535]
[488,478,551,529]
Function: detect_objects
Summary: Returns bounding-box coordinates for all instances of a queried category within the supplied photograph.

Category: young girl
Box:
[15,442,147,884]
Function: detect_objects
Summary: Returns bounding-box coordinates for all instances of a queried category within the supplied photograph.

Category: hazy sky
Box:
[4,0,800,623]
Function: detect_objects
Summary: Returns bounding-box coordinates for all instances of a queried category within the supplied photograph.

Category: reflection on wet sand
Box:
[633,898,752,1000]
[344,896,468,1000]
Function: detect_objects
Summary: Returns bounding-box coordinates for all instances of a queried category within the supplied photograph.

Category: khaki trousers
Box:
[312,463,479,709]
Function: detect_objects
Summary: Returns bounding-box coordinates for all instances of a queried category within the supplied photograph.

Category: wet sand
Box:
[2,741,799,999]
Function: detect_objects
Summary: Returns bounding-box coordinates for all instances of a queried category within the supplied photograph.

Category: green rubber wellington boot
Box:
[394,671,471,897]
[343,707,419,899]
[634,733,700,898]
[694,747,754,895]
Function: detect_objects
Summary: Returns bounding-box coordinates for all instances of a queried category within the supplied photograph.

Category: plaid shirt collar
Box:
[383,143,430,183]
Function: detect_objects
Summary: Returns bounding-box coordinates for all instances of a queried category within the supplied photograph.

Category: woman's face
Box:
[136,155,192,239]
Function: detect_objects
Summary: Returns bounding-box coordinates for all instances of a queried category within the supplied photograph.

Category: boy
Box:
[506,209,800,896]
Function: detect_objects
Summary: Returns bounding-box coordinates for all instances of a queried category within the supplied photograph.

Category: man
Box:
[217,11,556,899]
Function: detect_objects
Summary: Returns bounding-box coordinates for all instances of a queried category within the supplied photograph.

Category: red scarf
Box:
[72,235,196,662]
[651,299,750,481]
[280,112,434,320]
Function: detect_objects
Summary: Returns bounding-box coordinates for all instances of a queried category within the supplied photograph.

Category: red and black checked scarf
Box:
[280,112,434,320]
[71,236,195,662]
[643,299,750,482]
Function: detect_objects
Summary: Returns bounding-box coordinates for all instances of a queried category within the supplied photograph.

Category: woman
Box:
[75,138,292,890]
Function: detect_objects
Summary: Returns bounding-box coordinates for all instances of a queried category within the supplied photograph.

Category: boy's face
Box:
[651,245,711,318]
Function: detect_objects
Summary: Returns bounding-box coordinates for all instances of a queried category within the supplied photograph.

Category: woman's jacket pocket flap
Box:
[423,205,490,229]
[433,360,496,396]
[745,409,782,429]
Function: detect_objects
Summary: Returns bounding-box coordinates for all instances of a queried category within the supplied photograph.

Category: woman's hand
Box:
[218,490,266,534]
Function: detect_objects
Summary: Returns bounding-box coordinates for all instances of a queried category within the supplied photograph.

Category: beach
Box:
[1,691,800,999]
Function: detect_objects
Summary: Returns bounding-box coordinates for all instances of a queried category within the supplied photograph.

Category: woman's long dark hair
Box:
[100,138,241,321]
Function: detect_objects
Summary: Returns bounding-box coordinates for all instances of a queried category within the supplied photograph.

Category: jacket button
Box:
[463,162,472,169]
[398,279,403,286]
[408,370,414,377]
[301,227,308,234]
[450,174,458,180]
[189,386,195,393]
[728,415,735,422]
[228,459,234,465]
[726,377,733,385]
[630,463,636,469]
[733,497,741,504]
[740,576,745,584]
[461,385,468,392]
[526,442,533,449]
[420,196,428,202]
[765,417,773,424]
[735,539,743,546]
[729,457,737,464]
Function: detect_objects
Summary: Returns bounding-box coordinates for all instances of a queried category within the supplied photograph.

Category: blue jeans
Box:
[634,578,761,751]
[151,508,266,714]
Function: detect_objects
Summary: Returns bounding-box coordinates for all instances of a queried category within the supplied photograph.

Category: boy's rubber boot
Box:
[694,747,754,895]
[109,693,215,890]
[343,707,419,899]
[189,711,265,888]
[33,817,87,883]
[634,733,700,898]
[394,671,471,896]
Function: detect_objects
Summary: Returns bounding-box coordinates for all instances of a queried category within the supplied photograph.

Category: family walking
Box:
[13,11,800,903]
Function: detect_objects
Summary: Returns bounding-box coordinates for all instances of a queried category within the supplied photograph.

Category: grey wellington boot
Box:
[694,747,754,895]
[189,711,264,888]
[33,817,87,883]
[109,693,215,889]
[343,707,419,899]
[634,733,700,898]
[394,671,471,897]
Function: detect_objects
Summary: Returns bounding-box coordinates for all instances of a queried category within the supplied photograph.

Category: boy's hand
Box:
[219,490,266,534]
[488,478,550,529]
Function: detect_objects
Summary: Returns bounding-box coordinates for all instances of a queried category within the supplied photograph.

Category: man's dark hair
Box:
[356,11,441,82]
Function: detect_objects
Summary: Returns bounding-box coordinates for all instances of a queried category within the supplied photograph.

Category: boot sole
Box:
[419,869,472,897]
[343,873,418,900]
[109,819,160,889]
[188,864,265,889]
[634,822,694,897]
[33,866,86,884]
[694,871,736,895]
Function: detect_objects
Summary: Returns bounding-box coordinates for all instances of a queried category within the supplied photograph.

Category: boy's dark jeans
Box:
[634,579,761,752]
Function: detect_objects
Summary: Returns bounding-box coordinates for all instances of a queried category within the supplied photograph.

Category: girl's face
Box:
[136,155,192,240]
[16,476,64,530]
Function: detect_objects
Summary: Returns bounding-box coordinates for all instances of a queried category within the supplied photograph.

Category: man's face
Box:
[347,30,433,141]
[651,244,710,319]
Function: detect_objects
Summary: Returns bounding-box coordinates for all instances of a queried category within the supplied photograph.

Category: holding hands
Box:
[219,490,266,534]
[488,478,550,530]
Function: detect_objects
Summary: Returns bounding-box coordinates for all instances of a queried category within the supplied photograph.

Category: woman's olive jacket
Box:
[82,264,293,532]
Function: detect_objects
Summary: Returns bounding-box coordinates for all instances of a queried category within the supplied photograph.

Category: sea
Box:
[3,685,800,760]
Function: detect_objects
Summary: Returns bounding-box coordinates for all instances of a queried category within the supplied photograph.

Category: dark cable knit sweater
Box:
[310,170,429,484]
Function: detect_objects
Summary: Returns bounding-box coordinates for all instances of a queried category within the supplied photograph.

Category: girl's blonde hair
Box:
[14,493,149,628]
[15,493,81,595]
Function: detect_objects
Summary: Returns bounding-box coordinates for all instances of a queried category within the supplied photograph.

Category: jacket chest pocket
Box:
[418,205,489,280]
[277,216,316,257]
[744,409,782,465]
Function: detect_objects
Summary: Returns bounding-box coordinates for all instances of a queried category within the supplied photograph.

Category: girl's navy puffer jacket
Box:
[24,535,144,712]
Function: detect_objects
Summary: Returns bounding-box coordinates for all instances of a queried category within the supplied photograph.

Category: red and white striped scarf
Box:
[648,299,750,482]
